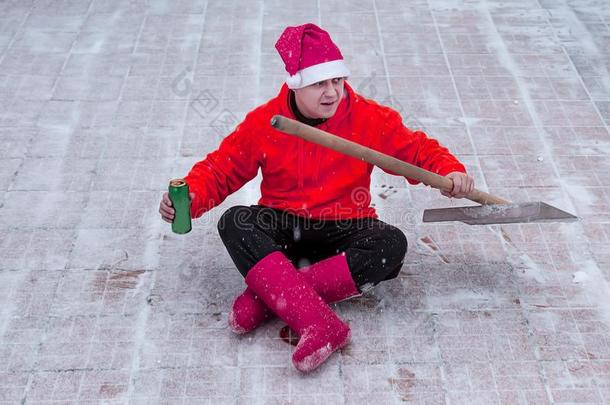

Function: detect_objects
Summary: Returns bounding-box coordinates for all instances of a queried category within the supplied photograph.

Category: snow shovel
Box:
[270,115,577,225]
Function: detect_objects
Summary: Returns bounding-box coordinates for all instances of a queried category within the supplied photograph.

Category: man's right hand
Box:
[159,192,195,223]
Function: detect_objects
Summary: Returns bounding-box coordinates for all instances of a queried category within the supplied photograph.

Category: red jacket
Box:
[184,82,466,220]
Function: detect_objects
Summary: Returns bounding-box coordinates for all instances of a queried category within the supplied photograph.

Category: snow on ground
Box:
[0,0,609,403]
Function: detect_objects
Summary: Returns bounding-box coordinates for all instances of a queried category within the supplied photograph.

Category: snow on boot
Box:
[228,253,360,334]
[228,287,272,334]
[244,250,351,372]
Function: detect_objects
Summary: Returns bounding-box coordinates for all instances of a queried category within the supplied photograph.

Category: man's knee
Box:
[377,225,407,282]
[378,224,408,265]
[217,205,253,239]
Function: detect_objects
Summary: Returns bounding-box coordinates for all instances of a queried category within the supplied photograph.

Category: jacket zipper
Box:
[298,138,304,192]
[312,124,327,185]
[312,144,320,185]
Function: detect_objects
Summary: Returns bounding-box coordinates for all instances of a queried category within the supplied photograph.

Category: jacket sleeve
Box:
[377,109,466,185]
[183,116,261,218]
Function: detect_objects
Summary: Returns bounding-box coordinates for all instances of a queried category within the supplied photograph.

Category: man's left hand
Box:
[440,171,474,199]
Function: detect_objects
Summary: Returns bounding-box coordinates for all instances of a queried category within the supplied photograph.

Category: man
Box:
[159,23,474,372]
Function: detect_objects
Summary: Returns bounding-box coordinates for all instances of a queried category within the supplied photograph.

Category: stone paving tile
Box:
[0,0,609,403]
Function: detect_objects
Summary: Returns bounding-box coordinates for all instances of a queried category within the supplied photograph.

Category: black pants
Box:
[217,205,408,291]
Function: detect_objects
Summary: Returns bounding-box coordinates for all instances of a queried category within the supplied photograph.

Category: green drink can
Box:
[168,178,192,234]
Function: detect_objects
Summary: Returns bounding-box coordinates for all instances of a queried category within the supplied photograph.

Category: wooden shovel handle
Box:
[270,115,510,205]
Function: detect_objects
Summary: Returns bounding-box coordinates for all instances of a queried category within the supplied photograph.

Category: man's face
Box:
[294,77,345,119]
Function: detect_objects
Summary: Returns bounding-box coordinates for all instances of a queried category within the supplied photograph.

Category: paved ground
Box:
[1,0,609,403]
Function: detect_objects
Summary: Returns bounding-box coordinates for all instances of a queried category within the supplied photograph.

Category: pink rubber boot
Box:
[244,251,351,372]
[229,252,359,334]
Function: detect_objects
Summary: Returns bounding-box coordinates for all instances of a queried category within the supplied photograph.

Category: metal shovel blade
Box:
[422,202,578,225]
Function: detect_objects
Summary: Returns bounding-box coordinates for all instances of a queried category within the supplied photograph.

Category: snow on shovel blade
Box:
[422,202,578,225]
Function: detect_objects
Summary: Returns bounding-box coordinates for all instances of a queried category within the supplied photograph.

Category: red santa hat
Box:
[275,23,350,89]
